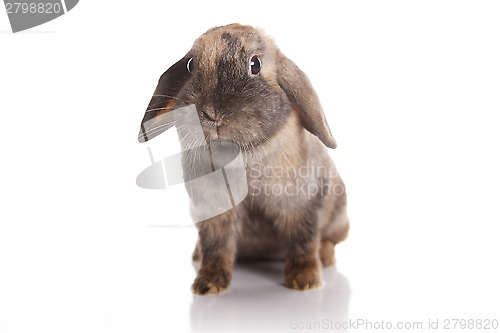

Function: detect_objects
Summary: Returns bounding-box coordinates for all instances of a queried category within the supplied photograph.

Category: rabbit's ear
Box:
[138,56,191,143]
[277,52,337,149]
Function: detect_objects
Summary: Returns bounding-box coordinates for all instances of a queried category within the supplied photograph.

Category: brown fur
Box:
[138,24,349,295]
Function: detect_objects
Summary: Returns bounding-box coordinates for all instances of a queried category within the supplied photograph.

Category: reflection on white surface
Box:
[190,261,350,333]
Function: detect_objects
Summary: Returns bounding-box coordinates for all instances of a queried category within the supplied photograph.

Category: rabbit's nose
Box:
[202,110,225,127]
[214,114,225,127]
[201,105,225,126]
[201,105,217,120]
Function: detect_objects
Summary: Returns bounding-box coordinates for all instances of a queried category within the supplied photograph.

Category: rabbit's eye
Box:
[250,56,261,75]
[187,58,194,73]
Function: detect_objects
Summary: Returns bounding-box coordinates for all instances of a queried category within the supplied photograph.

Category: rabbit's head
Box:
[138,23,336,151]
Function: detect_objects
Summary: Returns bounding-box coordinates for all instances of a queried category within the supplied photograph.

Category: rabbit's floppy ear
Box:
[138,57,191,143]
[277,52,337,149]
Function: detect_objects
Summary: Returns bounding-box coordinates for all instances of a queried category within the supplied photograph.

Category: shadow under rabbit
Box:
[190,260,351,333]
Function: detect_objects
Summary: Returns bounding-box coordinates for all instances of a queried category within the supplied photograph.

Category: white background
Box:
[1,1,500,332]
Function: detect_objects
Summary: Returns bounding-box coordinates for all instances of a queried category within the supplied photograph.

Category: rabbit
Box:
[138,23,349,295]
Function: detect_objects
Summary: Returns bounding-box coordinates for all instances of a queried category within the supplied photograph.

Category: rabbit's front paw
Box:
[285,255,323,290]
[192,265,231,295]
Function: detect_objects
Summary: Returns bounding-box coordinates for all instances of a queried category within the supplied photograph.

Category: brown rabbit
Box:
[138,24,349,295]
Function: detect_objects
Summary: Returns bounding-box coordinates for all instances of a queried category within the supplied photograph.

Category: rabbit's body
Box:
[139,24,349,294]
[235,110,348,260]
